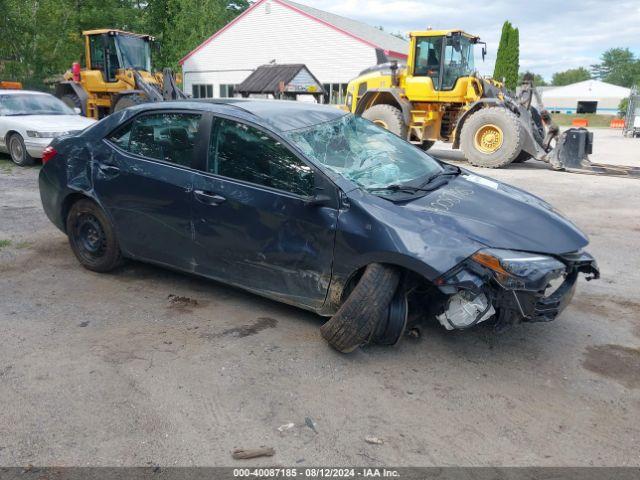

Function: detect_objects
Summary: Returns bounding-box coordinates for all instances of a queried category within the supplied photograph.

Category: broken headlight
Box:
[470,248,566,290]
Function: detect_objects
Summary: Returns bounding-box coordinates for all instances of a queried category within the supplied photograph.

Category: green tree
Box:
[0,0,248,89]
[591,48,640,88]
[551,67,591,86]
[618,97,629,118]
[493,21,519,91]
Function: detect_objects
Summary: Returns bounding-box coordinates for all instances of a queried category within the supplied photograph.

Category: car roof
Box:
[0,89,52,96]
[129,99,349,132]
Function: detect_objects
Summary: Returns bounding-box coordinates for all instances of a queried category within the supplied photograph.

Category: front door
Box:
[191,117,338,310]
[95,110,207,270]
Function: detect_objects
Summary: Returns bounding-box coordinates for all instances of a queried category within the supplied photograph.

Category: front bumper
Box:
[24,137,52,158]
[436,251,599,329]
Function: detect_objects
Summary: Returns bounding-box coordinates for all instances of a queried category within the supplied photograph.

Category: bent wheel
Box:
[320,263,400,353]
[66,199,123,272]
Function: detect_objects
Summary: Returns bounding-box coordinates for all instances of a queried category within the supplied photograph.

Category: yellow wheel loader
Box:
[55,29,186,120]
[346,29,640,177]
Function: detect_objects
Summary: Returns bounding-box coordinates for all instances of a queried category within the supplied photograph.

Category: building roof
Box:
[277,0,408,55]
[542,80,631,99]
[179,0,409,65]
[237,64,324,95]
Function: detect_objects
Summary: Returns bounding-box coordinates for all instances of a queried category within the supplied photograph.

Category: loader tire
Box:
[461,107,524,168]
[513,151,531,163]
[320,263,400,353]
[363,104,408,138]
[113,94,147,113]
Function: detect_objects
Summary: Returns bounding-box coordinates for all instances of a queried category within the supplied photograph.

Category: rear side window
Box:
[108,112,202,168]
[208,119,313,196]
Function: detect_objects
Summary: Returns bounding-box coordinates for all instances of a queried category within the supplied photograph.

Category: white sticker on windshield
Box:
[463,174,499,190]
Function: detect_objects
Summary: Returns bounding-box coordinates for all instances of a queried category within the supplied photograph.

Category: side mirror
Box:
[304,194,332,207]
[74,107,82,115]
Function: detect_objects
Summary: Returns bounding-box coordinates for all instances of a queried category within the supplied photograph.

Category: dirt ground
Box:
[0,128,639,467]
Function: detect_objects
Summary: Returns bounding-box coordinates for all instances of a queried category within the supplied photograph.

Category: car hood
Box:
[7,115,95,132]
[373,172,589,256]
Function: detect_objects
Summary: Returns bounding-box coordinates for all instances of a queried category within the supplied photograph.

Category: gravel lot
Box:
[0,128,639,467]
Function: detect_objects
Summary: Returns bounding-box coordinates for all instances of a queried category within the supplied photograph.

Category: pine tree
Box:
[493,21,512,85]
[506,27,520,91]
[493,21,520,91]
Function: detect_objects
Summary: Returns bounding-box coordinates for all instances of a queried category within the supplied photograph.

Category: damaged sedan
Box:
[38,100,599,353]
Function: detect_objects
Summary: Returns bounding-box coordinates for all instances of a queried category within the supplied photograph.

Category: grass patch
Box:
[15,240,32,249]
[0,239,12,250]
[551,113,616,128]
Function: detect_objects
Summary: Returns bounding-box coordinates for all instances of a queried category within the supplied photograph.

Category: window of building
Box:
[323,83,348,104]
[108,112,203,168]
[209,118,313,196]
[191,84,214,99]
[219,84,236,98]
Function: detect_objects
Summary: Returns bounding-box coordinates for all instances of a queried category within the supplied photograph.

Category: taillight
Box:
[42,146,57,164]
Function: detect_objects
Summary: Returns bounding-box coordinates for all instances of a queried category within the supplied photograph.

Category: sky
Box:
[296,0,640,81]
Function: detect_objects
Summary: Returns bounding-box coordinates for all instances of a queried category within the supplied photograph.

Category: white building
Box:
[179,0,409,104]
[542,80,630,115]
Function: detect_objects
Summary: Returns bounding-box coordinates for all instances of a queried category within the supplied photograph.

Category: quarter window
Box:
[209,119,313,196]
[108,112,202,168]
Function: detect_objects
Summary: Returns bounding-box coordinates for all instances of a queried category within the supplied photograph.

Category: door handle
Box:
[194,190,226,205]
[98,164,120,175]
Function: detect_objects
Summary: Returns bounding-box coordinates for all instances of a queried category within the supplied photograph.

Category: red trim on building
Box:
[179,0,408,65]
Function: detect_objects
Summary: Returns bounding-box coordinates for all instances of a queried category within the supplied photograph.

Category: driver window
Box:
[89,36,105,71]
[414,37,442,87]
[209,119,314,196]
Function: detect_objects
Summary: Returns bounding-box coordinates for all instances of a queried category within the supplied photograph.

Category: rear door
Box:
[95,110,207,270]
[191,116,339,310]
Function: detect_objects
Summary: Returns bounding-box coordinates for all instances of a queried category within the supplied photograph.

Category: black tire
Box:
[66,199,123,273]
[320,263,400,353]
[60,93,82,113]
[512,151,532,163]
[419,140,436,151]
[8,133,35,166]
[113,94,147,113]
[362,104,408,138]
[461,107,524,168]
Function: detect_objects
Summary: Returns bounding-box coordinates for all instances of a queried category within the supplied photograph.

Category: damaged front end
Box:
[433,249,599,331]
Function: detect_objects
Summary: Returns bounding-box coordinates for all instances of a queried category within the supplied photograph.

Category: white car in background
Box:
[0,90,95,166]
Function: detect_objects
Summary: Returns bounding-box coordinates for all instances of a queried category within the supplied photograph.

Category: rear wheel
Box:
[461,107,524,168]
[362,104,407,138]
[66,199,123,272]
[8,134,35,166]
[113,94,147,113]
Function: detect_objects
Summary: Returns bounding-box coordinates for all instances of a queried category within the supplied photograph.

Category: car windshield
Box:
[0,94,75,116]
[115,35,151,71]
[286,114,443,189]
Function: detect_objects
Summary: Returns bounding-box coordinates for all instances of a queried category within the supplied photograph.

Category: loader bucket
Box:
[547,128,640,179]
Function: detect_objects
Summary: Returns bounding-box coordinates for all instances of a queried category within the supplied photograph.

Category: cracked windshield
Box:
[286,114,443,189]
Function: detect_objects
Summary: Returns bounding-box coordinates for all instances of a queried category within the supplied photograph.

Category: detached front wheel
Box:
[320,263,400,353]
[461,107,524,168]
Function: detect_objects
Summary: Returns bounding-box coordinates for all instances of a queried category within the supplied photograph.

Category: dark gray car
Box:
[38,99,599,352]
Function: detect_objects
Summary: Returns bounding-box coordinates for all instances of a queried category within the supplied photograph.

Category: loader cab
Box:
[84,30,153,82]
[411,31,479,89]
[406,30,481,101]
